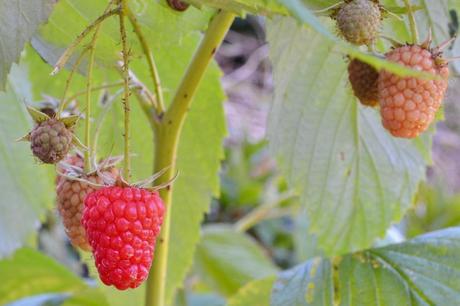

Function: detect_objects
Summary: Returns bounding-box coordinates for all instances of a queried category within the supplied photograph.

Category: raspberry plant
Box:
[1,0,460,306]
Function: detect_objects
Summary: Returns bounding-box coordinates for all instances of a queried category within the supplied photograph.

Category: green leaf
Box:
[62,288,109,306]
[186,0,288,16]
[0,0,55,90]
[0,64,54,257]
[227,276,276,306]
[186,293,226,306]
[271,227,460,306]
[194,225,278,296]
[0,248,86,305]
[32,0,214,72]
[272,258,333,306]
[266,16,430,255]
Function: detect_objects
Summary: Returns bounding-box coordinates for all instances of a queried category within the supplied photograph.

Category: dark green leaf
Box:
[271,227,460,306]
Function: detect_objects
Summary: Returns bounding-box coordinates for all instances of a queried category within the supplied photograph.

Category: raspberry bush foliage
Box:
[1,0,460,306]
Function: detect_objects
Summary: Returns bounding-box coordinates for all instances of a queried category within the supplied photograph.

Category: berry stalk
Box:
[82,1,114,172]
[402,0,419,43]
[145,10,236,306]
[52,7,120,75]
[119,0,132,181]
[58,48,89,117]
[125,7,165,115]
[84,36,98,172]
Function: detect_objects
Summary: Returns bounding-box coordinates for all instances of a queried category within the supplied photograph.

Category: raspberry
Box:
[335,0,382,46]
[83,186,165,290]
[56,155,119,251]
[379,44,449,138]
[30,118,73,164]
[348,58,379,106]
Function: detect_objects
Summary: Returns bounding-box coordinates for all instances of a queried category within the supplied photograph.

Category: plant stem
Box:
[83,10,105,172]
[119,0,132,182]
[58,48,89,117]
[402,0,419,44]
[63,82,124,107]
[84,44,96,172]
[125,6,166,114]
[145,10,235,306]
[52,7,120,75]
[234,192,297,233]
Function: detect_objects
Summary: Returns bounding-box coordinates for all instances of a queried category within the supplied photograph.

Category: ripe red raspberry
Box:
[56,155,119,251]
[335,0,382,46]
[348,58,379,106]
[83,186,165,290]
[379,45,449,138]
[30,118,73,164]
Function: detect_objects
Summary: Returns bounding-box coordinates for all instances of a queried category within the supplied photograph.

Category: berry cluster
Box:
[333,0,451,138]
[20,106,166,290]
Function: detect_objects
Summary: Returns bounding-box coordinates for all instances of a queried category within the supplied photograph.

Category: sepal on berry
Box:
[61,115,81,129]
[27,106,50,124]
[21,105,85,164]
[71,134,88,152]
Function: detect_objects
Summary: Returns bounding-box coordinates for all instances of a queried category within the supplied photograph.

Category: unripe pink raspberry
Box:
[56,154,119,251]
[379,44,449,138]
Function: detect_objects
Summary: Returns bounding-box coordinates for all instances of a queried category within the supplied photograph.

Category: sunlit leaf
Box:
[266,16,430,255]
[0,0,55,90]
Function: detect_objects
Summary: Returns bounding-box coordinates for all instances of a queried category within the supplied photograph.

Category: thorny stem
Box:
[402,0,419,44]
[52,7,120,75]
[125,6,166,115]
[119,0,132,181]
[58,48,89,117]
[145,10,236,306]
[114,64,158,127]
[92,85,141,159]
[83,3,107,172]
[84,41,97,172]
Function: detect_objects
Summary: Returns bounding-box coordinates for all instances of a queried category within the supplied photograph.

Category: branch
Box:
[145,10,236,306]
[125,7,166,115]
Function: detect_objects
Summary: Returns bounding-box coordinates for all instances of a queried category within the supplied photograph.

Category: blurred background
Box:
[34,13,460,305]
